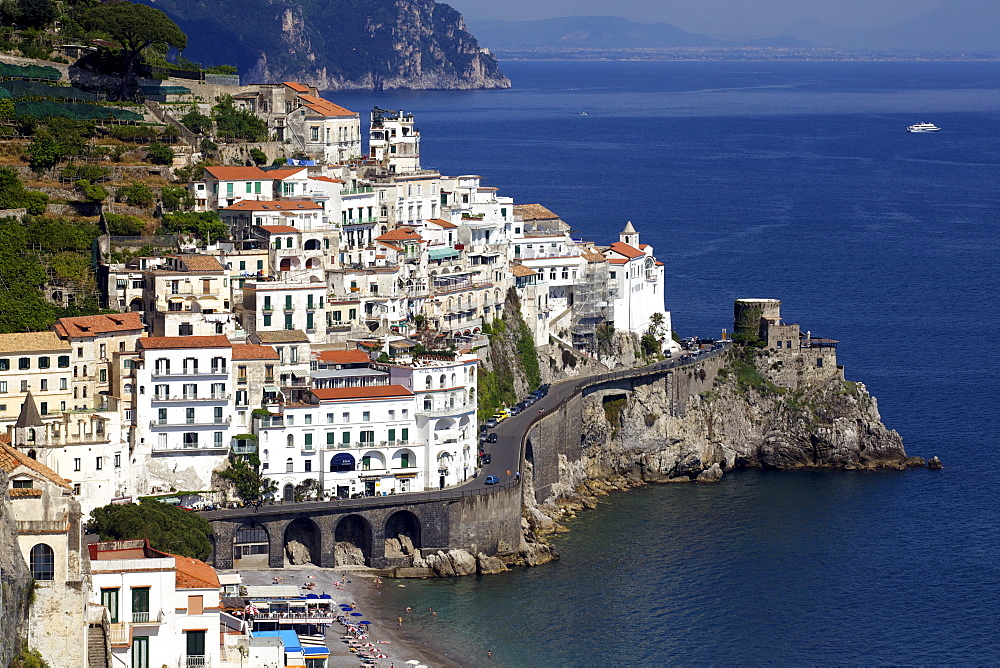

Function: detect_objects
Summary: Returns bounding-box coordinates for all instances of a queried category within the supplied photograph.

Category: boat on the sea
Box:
[907,122,940,133]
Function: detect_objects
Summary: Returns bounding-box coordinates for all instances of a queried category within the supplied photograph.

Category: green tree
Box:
[212,94,267,141]
[22,191,48,215]
[180,108,212,135]
[160,210,227,242]
[13,0,57,28]
[217,452,275,503]
[0,98,14,122]
[249,147,267,166]
[0,217,56,333]
[104,212,145,235]
[116,182,154,207]
[146,142,174,165]
[74,178,108,203]
[82,1,187,100]
[87,499,213,560]
[26,128,60,173]
[161,185,194,211]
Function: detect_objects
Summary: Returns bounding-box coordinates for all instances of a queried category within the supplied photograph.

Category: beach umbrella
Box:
[351,612,363,616]
[406,661,420,665]
[415,664,428,668]
[359,620,371,625]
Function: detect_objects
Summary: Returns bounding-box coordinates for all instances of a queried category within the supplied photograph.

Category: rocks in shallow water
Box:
[696,462,724,483]
[285,540,311,565]
[477,553,508,575]
[928,456,943,470]
[424,549,478,577]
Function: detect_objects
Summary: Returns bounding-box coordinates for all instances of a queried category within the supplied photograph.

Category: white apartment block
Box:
[369,107,421,173]
[605,222,670,338]
[132,336,237,492]
[240,280,328,344]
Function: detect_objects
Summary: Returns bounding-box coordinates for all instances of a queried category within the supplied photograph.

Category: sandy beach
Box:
[233,566,463,667]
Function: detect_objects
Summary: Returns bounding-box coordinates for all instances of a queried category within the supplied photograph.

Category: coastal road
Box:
[202,343,730,521]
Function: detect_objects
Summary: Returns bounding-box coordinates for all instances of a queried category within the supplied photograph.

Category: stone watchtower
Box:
[620,220,639,248]
[12,391,48,455]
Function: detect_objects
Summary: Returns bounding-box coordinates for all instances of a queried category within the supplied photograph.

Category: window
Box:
[39,401,47,415]
[342,431,351,445]
[73,458,81,471]
[214,407,223,423]
[131,587,150,621]
[304,433,313,447]
[59,378,67,390]
[342,412,349,423]
[0,381,5,393]
[29,544,54,581]
[263,314,272,327]
[131,636,149,668]
[304,413,312,425]
[158,433,167,449]
[18,357,29,370]
[214,432,223,448]
[37,356,50,369]
[362,411,370,422]
[186,407,195,423]
[101,588,120,623]
[12,479,32,489]
[114,453,121,468]
[304,459,313,473]
[187,595,204,615]
[40,379,47,391]
[99,369,107,383]
[286,458,293,473]
[95,457,102,470]
[58,355,69,368]
[285,314,293,330]
[0,358,7,371]
[183,432,198,448]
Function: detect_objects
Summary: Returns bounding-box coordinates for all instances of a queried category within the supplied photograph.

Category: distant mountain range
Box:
[470,2,1000,53]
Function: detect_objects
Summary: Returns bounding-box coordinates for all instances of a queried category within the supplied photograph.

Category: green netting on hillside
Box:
[0,87,10,99]
[0,63,61,81]
[0,81,97,101]
[13,100,143,121]
[140,85,192,96]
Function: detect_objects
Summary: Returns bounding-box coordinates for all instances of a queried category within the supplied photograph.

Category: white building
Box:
[256,384,420,499]
[605,222,670,338]
[89,539,223,668]
[132,336,237,492]
[369,107,421,173]
[240,279,328,344]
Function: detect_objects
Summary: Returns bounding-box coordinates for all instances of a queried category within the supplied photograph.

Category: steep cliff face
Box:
[529,347,918,520]
[143,0,510,90]
[0,471,32,666]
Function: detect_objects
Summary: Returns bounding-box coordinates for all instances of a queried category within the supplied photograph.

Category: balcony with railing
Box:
[341,186,375,196]
[152,393,231,402]
[151,366,228,378]
[108,623,129,646]
[149,416,232,428]
[152,440,231,453]
[183,656,207,668]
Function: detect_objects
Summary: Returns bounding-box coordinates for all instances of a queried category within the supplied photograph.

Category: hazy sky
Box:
[455,0,949,36]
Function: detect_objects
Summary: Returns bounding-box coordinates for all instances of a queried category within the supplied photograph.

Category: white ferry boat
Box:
[907,122,940,133]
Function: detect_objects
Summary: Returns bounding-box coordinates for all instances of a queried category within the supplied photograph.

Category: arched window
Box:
[30,543,54,581]
[423,396,432,411]
[124,383,133,394]
[27,428,35,442]
[451,373,456,386]
[286,434,294,448]
[439,374,447,388]
[286,238,293,249]
[425,376,432,389]
[286,458,293,473]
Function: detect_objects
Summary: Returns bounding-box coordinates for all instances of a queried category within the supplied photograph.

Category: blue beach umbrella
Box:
[351,612,363,616]
[359,621,371,625]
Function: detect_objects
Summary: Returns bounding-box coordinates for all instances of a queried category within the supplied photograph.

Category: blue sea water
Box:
[329,61,1000,664]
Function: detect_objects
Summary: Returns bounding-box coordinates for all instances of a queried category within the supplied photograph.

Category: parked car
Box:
[481,453,492,465]
[487,433,498,443]
[480,425,489,435]
[485,418,497,428]
[484,475,500,485]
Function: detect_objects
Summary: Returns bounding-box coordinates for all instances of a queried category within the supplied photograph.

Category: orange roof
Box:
[514,203,560,221]
[312,385,413,401]
[231,344,279,361]
[139,336,231,350]
[54,312,143,339]
[376,229,422,242]
[283,81,310,93]
[203,166,269,181]
[0,443,72,489]
[260,225,299,234]
[608,242,645,259]
[174,255,224,272]
[426,218,457,229]
[608,258,628,265]
[309,176,345,184]
[511,264,536,277]
[317,349,371,364]
[297,94,356,117]
[222,200,321,211]
[168,553,220,589]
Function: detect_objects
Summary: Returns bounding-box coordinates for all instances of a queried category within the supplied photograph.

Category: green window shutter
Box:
[401,428,409,441]
[342,431,350,444]
[304,433,312,446]
[327,432,335,445]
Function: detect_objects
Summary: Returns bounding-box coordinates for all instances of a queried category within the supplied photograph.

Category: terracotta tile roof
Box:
[655,261,664,266]
[376,229,422,242]
[608,242,645,259]
[317,349,370,364]
[231,344,279,361]
[283,81,310,93]
[581,250,606,263]
[203,166,268,181]
[168,553,220,589]
[608,258,628,265]
[426,218,457,229]
[378,242,402,252]
[9,488,43,497]
[260,225,299,234]
[223,200,320,211]
[514,203,560,221]
[54,312,143,339]
[297,94,356,117]
[0,443,72,489]
[251,330,309,344]
[312,384,413,401]
[174,255,224,272]
[0,331,71,354]
[139,336,231,350]
[308,176,345,184]
[511,264,537,277]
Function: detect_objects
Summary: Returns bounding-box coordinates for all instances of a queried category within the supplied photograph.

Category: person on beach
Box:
[398,616,403,627]
[488,650,492,659]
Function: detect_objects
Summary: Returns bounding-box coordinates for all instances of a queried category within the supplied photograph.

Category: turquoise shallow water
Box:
[330,60,1000,664]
